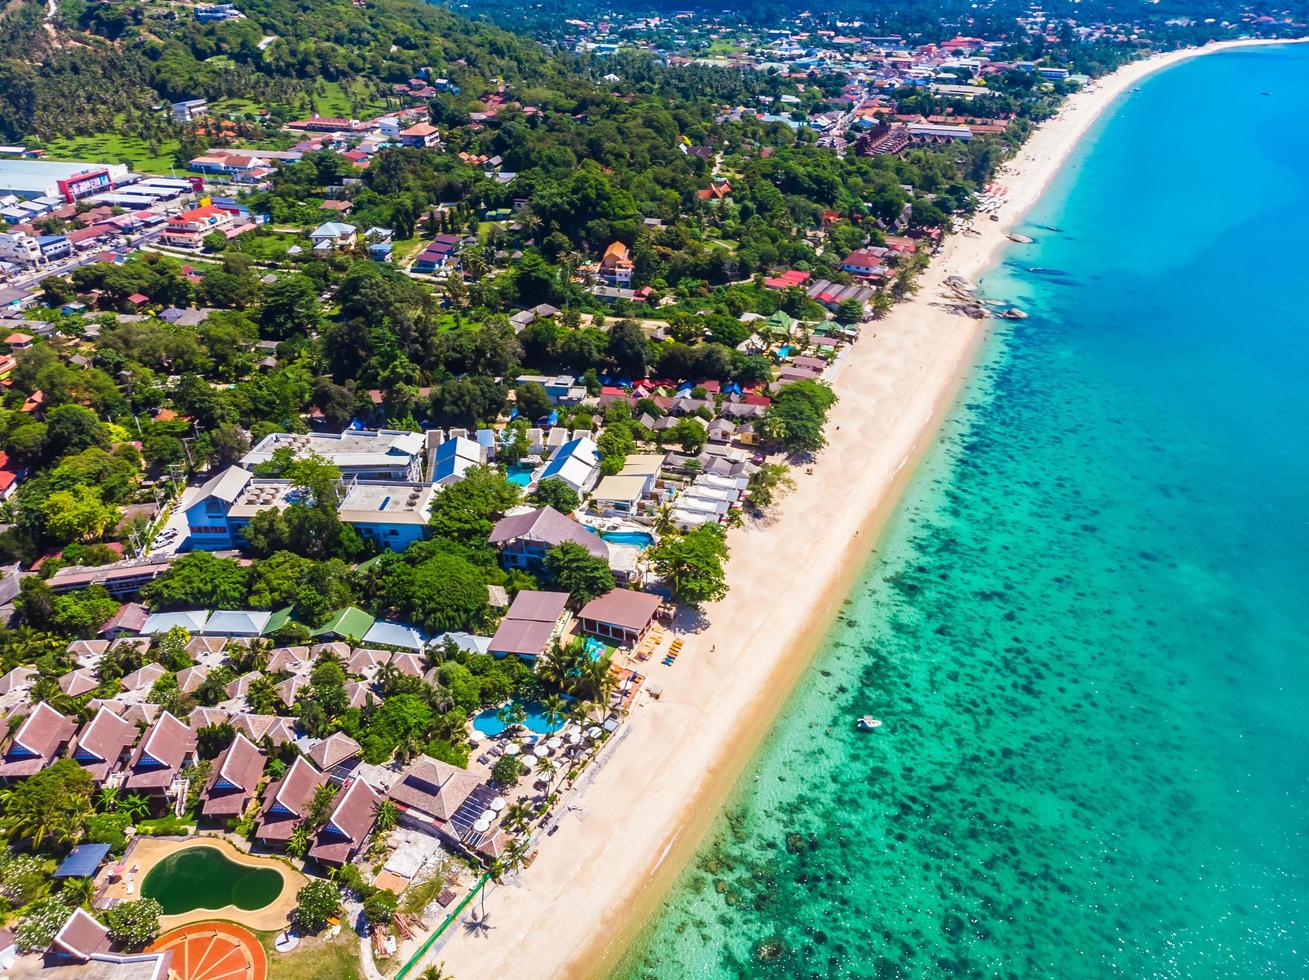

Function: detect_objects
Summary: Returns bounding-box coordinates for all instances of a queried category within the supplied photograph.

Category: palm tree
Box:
[373,800,399,834]
[541,694,567,733]
[120,793,151,823]
[60,877,95,908]
[286,824,311,858]
[247,676,281,715]
[504,838,532,874]
[651,505,677,538]
[419,964,455,980]
[503,801,531,833]
[395,733,424,765]
[95,786,120,813]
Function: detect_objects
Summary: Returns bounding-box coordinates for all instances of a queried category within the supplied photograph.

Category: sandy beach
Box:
[422,38,1294,980]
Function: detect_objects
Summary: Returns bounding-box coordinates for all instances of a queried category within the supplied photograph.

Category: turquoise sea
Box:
[615,44,1309,979]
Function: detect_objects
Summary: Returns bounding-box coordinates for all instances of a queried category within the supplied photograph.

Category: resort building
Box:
[307,776,380,866]
[489,506,609,570]
[160,204,233,249]
[0,702,76,782]
[398,122,442,148]
[200,733,266,821]
[69,706,138,784]
[535,436,601,494]
[386,755,500,854]
[309,221,358,250]
[577,589,663,646]
[255,756,326,848]
[123,711,198,810]
[306,732,363,783]
[590,453,663,515]
[488,590,572,661]
[431,436,483,487]
[598,241,634,286]
[184,465,436,553]
[242,429,426,482]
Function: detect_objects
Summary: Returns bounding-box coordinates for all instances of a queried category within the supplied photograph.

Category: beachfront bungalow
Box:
[307,776,380,866]
[69,706,137,784]
[123,711,197,810]
[488,590,571,661]
[536,436,601,494]
[0,702,76,783]
[590,453,663,515]
[431,436,483,487]
[488,506,609,570]
[200,733,265,822]
[255,756,325,848]
[577,590,663,647]
[386,755,497,851]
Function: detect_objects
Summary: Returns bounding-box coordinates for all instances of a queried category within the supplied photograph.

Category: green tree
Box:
[202,231,229,254]
[491,755,524,788]
[102,898,163,951]
[667,418,707,454]
[606,318,649,377]
[362,889,398,926]
[513,381,553,422]
[528,478,580,514]
[260,274,321,338]
[15,897,71,953]
[143,552,248,609]
[0,760,95,851]
[293,880,342,932]
[543,542,615,607]
[646,524,729,608]
[746,463,796,511]
[426,466,520,546]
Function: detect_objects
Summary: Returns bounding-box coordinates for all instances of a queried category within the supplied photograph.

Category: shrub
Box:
[293,880,342,932]
[16,897,71,952]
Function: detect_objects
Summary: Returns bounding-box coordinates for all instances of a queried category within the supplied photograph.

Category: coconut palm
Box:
[503,801,532,833]
[395,732,425,765]
[373,800,399,834]
[419,964,455,980]
[651,504,677,538]
[541,694,567,733]
[120,793,151,822]
[95,786,120,813]
[286,824,312,858]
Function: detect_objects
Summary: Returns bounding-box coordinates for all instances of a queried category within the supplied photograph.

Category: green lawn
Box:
[313,80,390,119]
[33,130,181,175]
[258,928,361,980]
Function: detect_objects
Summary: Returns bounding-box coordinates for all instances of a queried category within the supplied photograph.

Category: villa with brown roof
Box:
[488,590,571,661]
[70,706,137,783]
[306,732,362,779]
[231,713,296,746]
[386,755,492,849]
[58,667,99,698]
[255,756,325,847]
[0,702,75,782]
[123,711,197,808]
[577,589,663,646]
[200,733,265,821]
[489,506,608,571]
[49,907,109,961]
[307,777,380,866]
[120,662,166,693]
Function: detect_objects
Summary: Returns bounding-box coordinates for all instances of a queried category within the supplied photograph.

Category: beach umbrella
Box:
[490,797,507,811]
[564,731,580,744]
[504,743,521,756]
[521,755,537,770]
[547,737,563,750]
[586,726,602,739]
[481,808,498,822]
[474,817,492,833]
[533,744,550,757]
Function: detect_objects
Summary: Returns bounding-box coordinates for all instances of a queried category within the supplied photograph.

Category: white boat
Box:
[856,716,882,731]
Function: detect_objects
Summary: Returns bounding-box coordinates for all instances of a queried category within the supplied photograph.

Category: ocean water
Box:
[615,44,1309,979]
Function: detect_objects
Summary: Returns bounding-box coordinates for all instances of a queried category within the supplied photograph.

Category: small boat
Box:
[1260,91,1272,96]
[1006,233,1034,244]
[997,307,1028,320]
[856,715,882,731]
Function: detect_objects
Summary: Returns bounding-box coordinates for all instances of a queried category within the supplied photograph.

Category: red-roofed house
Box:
[255,756,325,847]
[307,777,380,866]
[399,122,441,149]
[161,205,232,250]
[840,248,885,278]
[200,733,266,821]
[123,711,197,810]
[0,702,76,782]
[69,706,137,784]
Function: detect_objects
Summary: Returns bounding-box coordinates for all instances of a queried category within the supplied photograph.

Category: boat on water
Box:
[997,307,1029,320]
[1006,233,1034,244]
[856,716,882,731]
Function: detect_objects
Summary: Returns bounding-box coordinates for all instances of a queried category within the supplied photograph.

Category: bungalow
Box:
[0,702,75,782]
[307,776,380,866]
[431,436,483,487]
[309,222,357,250]
[123,711,197,809]
[488,590,571,661]
[58,667,99,698]
[536,436,601,494]
[312,606,375,643]
[306,732,362,783]
[386,755,495,851]
[577,589,663,647]
[489,506,609,570]
[255,756,325,847]
[230,713,297,746]
[200,733,265,821]
[840,248,886,278]
[590,453,662,515]
[69,706,137,784]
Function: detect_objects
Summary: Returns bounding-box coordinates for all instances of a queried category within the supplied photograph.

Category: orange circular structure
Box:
[147,921,267,980]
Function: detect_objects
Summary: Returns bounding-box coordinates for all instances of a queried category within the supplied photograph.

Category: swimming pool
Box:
[473,699,565,736]
[505,463,534,487]
[602,530,655,549]
[142,845,284,916]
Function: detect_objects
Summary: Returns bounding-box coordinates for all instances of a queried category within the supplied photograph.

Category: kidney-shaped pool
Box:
[142,844,285,915]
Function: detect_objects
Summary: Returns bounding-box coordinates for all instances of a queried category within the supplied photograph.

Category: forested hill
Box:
[0,0,572,139]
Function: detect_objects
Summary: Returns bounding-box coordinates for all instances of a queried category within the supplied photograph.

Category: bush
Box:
[362,890,398,926]
[16,897,71,952]
[102,898,162,951]
[491,755,524,788]
[294,879,342,933]
[85,812,132,853]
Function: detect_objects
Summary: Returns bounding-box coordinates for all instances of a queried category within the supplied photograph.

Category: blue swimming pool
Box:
[602,530,655,549]
[505,464,534,487]
[473,700,565,736]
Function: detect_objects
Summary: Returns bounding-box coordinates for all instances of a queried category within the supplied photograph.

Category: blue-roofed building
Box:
[431,436,482,487]
[54,843,111,879]
[536,436,601,494]
[474,428,497,461]
[362,620,428,652]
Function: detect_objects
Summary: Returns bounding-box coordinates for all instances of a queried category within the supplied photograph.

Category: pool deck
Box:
[105,835,306,932]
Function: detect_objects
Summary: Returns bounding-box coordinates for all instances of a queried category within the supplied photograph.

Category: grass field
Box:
[256,927,362,980]
[313,80,390,118]
[34,131,181,175]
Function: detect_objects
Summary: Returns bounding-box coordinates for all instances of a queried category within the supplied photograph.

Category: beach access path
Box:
[423,38,1300,980]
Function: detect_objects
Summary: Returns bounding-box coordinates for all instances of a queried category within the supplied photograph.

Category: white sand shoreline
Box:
[421,38,1301,980]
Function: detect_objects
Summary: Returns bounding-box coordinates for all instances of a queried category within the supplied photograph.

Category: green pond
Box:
[141,846,284,915]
